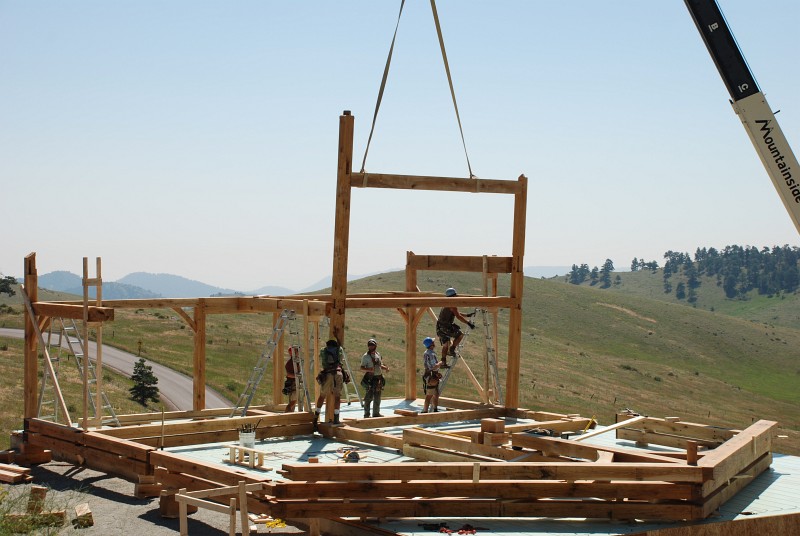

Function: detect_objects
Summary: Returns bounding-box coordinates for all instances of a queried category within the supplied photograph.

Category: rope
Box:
[360,0,406,174]
[429,0,475,179]
[360,0,476,179]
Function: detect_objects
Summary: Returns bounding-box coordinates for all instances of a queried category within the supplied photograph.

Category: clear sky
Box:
[2,1,799,292]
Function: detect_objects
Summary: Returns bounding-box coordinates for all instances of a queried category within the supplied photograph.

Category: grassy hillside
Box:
[1,274,798,455]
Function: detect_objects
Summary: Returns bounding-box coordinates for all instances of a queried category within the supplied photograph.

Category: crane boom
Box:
[685,0,800,235]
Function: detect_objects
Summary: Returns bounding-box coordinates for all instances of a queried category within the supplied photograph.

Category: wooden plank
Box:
[329,425,402,450]
[31,302,114,322]
[510,434,687,465]
[98,412,309,439]
[266,497,700,521]
[701,452,772,517]
[345,296,514,309]
[280,461,706,483]
[617,428,721,450]
[403,429,521,461]
[574,415,647,441]
[350,172,522,195]
[406,255,513,274]
[83,431,154,461]
[269,479,695,501]
[699,420,776,497]
[401,444,497,463]
[343,408,498,429]
[630,416,737,443]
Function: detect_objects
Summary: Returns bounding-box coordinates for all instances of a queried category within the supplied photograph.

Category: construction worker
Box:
[436,287,475,364]
[282,349,297,413]
[360,338,389,418]
[313,339,346,428]
[421,337,444,413]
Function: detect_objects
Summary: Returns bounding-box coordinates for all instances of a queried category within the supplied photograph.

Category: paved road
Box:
[0,327,231,411]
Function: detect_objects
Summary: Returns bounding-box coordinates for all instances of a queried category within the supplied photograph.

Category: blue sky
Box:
[2,1,799,291]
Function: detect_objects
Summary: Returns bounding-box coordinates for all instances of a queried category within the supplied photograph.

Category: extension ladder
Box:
[437,319,474,396]
[480,309,504,404]
[38,321,66,423]
[57,318,120,426]
[230,309,295,417]
[288,345,312,412]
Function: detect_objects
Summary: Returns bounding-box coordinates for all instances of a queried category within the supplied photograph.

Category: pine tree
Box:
[130,358,160,406]
[0,275,16,297]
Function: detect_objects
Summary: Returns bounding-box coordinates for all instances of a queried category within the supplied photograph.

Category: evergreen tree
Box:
[0,275,16,297]
[675,281,686,300]
[589,267,599,285]
[630,258,639,272]
[130,358,160,406]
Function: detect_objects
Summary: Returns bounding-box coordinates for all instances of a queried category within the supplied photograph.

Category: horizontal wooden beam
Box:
[31,303,114,322]
[345,296,514,309]
[351,172,522,195]
[268,479,695,501]
[407,255,513,274]
[280,461,707,483]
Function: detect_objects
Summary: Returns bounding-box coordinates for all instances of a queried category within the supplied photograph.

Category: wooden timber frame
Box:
[14,112,782,533]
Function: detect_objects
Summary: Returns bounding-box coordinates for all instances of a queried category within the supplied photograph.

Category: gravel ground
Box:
[1,461,304,535]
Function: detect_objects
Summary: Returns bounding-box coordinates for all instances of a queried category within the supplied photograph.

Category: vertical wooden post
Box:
[506,175,528,408]
[93,257,104,426]
[272,312,283,406]
[327,111,354,423]
[193,303,206,411]
[405,251,418,400]
[23,253,38,419]
[81,257,90,428]
[329,111,354,346]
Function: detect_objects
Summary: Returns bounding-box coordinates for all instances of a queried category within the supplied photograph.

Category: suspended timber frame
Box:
[328,110,528,407]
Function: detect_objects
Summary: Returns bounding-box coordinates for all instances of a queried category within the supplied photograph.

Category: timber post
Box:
[505,174,527,408]
[23,252,38,419]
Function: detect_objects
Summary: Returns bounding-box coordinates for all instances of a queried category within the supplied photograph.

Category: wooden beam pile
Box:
[258,418,777,522]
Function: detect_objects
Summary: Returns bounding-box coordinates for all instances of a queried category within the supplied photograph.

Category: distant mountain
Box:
[299,268,404,293]
[524,266,571,278]
[118,272,239,298]
[248,285,296,296]
[64,282,161,300]
[39,271,81,291]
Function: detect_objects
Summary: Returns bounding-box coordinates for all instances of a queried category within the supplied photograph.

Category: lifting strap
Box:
[360,0,474,179]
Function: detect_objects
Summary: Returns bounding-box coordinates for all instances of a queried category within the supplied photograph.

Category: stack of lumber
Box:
[0,462,32,483]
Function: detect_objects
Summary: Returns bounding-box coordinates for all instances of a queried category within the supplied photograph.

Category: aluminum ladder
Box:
[230,309,295,417]
[60,318,120,426]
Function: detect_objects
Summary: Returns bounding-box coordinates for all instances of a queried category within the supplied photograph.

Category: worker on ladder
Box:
[436,287,475,365]
[359,338,389,418]
[313,339,348,429]
[282,348,297,413]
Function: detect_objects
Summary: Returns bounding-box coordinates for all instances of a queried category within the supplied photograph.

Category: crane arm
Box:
[685,0,800,234]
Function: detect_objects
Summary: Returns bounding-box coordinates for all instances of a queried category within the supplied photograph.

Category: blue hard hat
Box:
[423,337,435,348]
[445,287,457,297]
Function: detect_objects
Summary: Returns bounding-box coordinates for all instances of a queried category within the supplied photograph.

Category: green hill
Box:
[1,273,798,455]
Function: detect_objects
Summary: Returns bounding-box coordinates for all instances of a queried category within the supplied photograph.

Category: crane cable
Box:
[360,0,475,179]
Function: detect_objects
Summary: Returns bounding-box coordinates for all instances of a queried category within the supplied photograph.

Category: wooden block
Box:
[482,432,508,446]
[480,418,505,434]
[159,490,197,518]
[27,485,48,513]
[393,409,418,416]
[134,483,163,499]
[73,502,94,528]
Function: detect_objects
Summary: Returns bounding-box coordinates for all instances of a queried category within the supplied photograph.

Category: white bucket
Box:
[239,431,255,449]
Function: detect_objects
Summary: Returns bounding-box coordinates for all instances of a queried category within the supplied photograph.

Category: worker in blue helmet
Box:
[421,336,445,413]
[436,287,476,363]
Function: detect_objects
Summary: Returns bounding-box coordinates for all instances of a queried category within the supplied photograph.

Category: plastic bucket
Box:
[239,431,255,449]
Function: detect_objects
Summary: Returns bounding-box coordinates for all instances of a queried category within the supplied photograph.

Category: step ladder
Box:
[60,318,120,426]
[480,308,504,404]
[437,323,474,396]
[230,309,295,417]
[339,347,363,407]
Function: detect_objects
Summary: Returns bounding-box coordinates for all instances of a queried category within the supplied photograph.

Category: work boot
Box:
[333,413,340,425]
[312,417,319,433]
[449,348,456,357]
[374,413,384,418]
[364,412,370,418]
